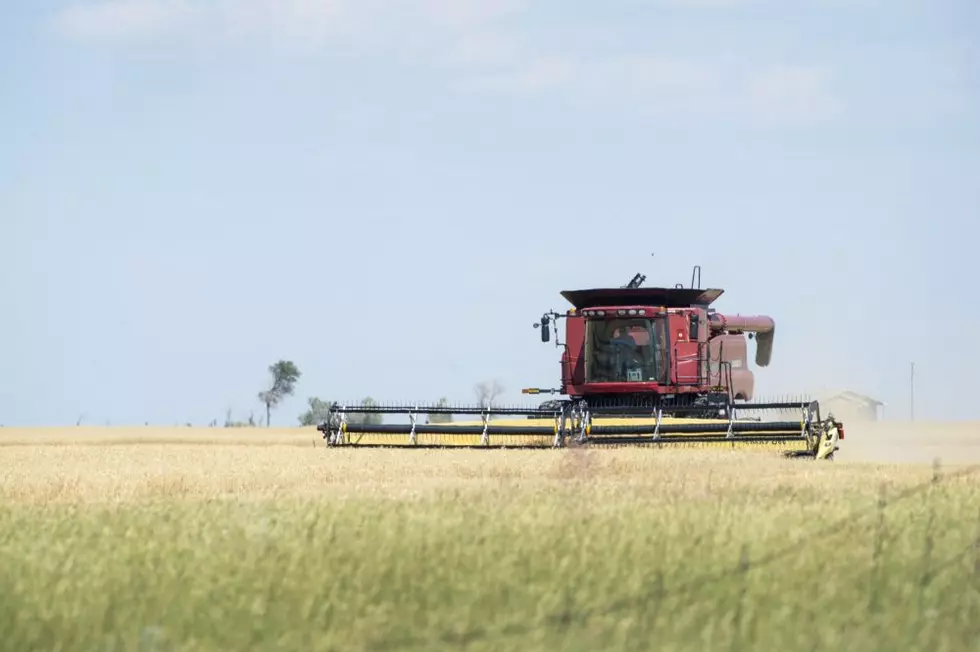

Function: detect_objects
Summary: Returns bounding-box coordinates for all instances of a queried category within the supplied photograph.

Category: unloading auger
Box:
[317,267,844,459]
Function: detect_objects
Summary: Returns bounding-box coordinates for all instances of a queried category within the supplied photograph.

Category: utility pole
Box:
[909,361,915,422]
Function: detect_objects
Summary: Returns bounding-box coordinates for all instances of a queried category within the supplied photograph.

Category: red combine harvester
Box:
[318,268,843,459]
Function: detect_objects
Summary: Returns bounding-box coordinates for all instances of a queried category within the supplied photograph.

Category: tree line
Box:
[242,359,505,427]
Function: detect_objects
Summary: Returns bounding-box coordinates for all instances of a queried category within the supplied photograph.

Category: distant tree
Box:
[223,408,242,428]
[257,360,302,427]
[474,380,504,421]
[298,397,334,426]
[223,407,259,428]
[427,396,453,424]
[297,396,383,426]
[474,380,504,408]
[359,397,383,425]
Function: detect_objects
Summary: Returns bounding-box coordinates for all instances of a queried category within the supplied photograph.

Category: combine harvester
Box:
[317,267,843,459]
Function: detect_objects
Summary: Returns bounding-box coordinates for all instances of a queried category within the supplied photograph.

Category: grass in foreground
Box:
[1,444,979,651]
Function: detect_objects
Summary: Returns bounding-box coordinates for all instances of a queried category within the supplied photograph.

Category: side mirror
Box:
[538,315,551,342]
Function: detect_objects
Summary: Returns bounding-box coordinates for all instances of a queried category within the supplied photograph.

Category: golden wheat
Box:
[0,425,979,651]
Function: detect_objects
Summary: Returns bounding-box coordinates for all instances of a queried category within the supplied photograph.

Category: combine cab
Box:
[317,268,843,459]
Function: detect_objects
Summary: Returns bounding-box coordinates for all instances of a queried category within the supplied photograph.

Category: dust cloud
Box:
[835,419,980,466]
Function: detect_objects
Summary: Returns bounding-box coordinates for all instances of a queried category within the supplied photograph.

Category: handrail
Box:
[672,341,708,385]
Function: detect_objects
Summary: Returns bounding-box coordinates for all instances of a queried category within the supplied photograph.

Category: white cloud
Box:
[659,0,747,6]
[51,0,528,53]
[50,1,845,126]
[459,54,719,99]
[589,55,720,101]
[54,0,201,44]
[744,65,845,123]
[415,0,530,29]
[442,31,523,69]
[458,54,845,125]
[457,55,575,93]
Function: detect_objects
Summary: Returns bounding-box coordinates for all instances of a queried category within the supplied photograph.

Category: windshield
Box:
[584,317,667,383]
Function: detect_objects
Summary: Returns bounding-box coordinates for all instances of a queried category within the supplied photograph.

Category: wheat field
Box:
[1,421,979,651]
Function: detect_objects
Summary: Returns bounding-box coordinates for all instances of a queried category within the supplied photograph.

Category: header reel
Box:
[315,397,843,459]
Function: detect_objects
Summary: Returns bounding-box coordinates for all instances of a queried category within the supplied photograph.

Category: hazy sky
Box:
[3,0,978,426]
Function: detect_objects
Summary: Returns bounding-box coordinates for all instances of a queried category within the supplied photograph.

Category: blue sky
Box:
[3,0,978,426]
